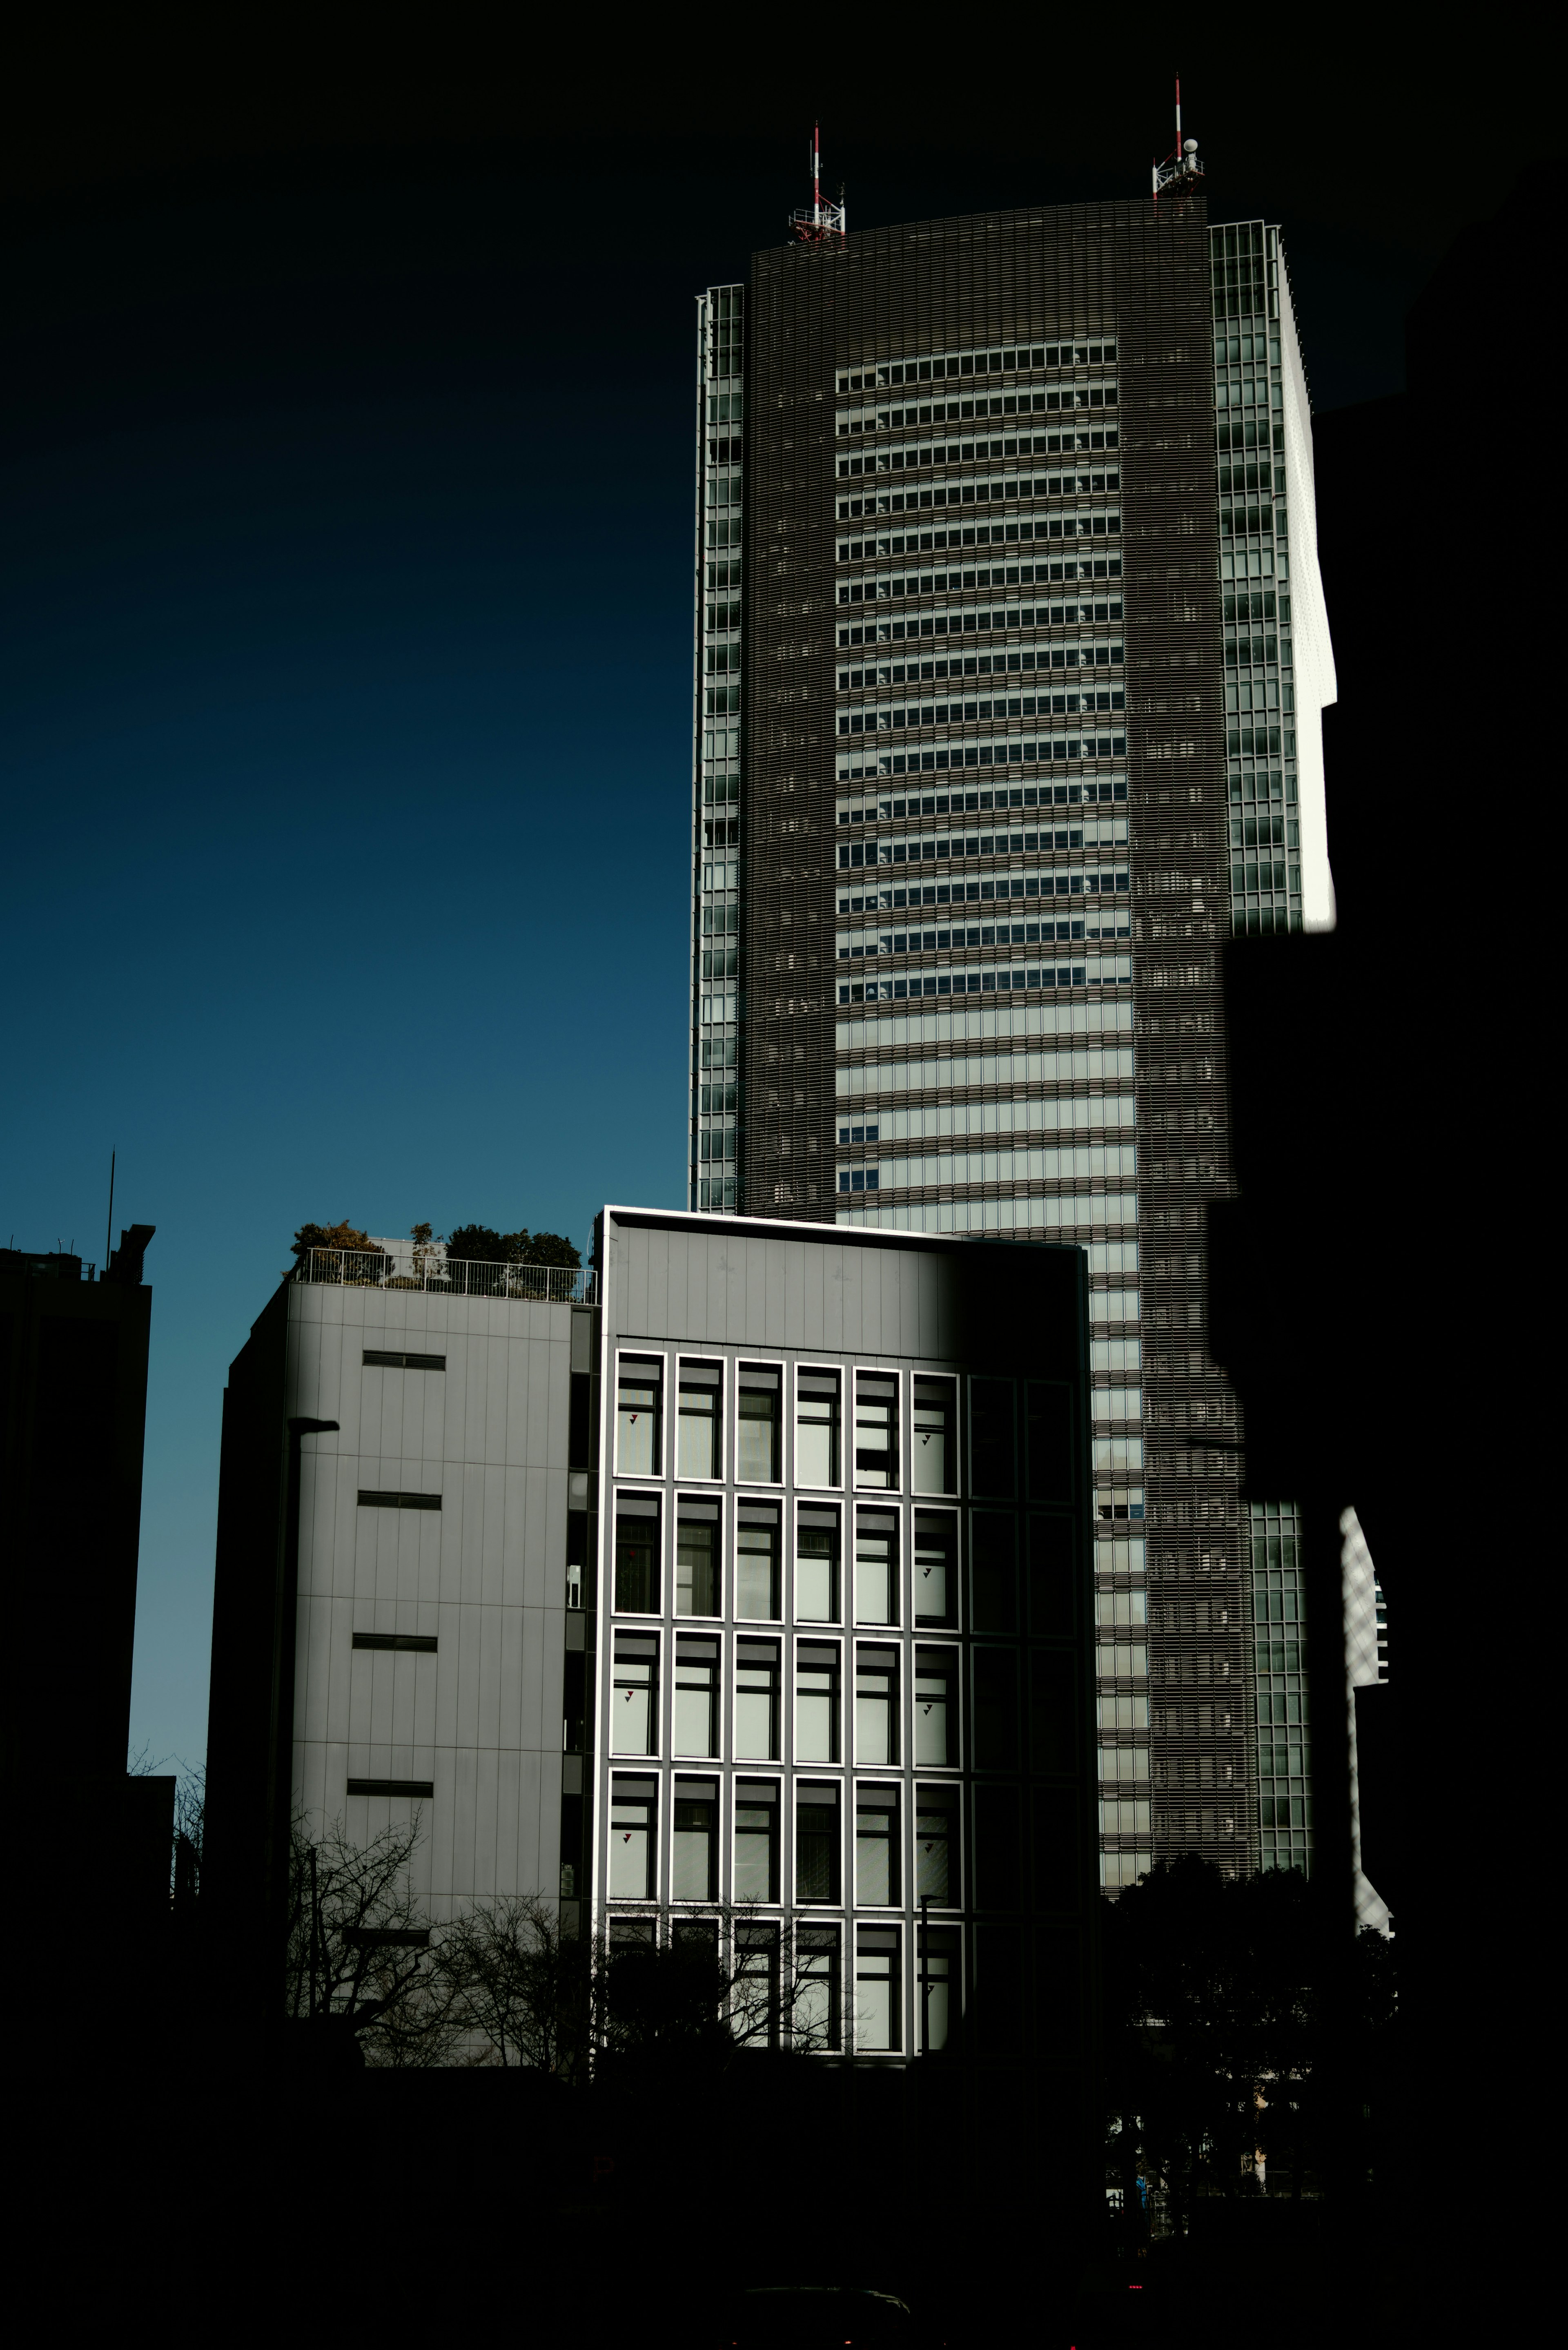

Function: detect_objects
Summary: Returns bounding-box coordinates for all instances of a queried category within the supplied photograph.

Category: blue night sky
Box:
[0,106,1477,1777]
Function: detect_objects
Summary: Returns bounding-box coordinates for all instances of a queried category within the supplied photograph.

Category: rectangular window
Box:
[612,1635,657,1755]
[795,1784,841,1903]
[737,1365,781,1482]
[856,1928,900,2053]
[855,1372,899,1489]
[614,1497,660,1614]
[854,1508,898,1625]
[796,1643,840,1763]
[915,1648,956,1768]
[973,1648,1020,1770]
[674,1636,719,1758]
[970,1512,1018,1632]
[912,1376,956,1494]
[795,1506,840,1622]
[362,1349,445,1371]
[733,1922,780,2048]
[855,1646,899,1766]
[856,1785,900,1906]
[677,1360,723,1479]
[617,1356,662,1476]
[672,1778,718,1901]
[919,1926,958,2053]
[610,1777,655,1900]
[736,1503,780,1619]
[675,1501,719,1617]
[970,1378,1016,1496]
[796,1926,842,2049]
[734,1779,780,1902]
[796,1370,841,1487]
[735,1641,780,1759]
[916,1790,958,1903]
[1029,1514,1076,1637]
[1027,1381,1074,1504]
[914,1511,958,1626]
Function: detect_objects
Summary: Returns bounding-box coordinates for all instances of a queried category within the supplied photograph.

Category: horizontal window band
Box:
[839,513,1120,554]
[362,1350,447,1371]
[345,1927,430,1949]
[346,1778,435,1798]
[839,553,1120,605]
[357,1490,442,1512]
[838,734,1127,784]
[352,1633,438,1653]
[836,340,1116,393]
[838,956,1131,1006]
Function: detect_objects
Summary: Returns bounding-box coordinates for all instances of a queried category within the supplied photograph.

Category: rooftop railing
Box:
[295,1247,597,1304]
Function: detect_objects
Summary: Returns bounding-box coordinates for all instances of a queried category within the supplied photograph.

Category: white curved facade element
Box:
[1276,250,1337,931]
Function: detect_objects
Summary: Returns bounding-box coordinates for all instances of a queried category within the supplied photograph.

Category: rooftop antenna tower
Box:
[1152,76,1203,205]
[789,124,846,244]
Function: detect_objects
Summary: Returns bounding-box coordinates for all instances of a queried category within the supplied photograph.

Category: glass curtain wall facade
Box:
[686,195,1336,1886]
[691,285,746,1211]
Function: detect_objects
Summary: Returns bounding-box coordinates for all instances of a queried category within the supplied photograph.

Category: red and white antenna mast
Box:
[1152,76,1203,205]
[789,123,847,243]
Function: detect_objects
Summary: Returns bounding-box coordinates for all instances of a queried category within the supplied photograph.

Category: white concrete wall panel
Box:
[283,1280,575,1915]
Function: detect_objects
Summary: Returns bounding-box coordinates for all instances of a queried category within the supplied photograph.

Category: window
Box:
[916,1792,958,1902]
[677,1360,722,1478]
[610,1778,655,1899]
[855,1372,899,1489]
[795,1507,840,1622]
[970,1512,1018,1632]
[617,1357,662,1475]
[614,1498,659,1614]
[362,1349,445,1371]
[735,1641,780,1759]
[736,1504,780,1619]
[855,1646,899,1766]
[795,1786,841,1903]
[675,1502,719,1617]
[737,1365,780,1482]
[912,1376,956,1493]
[733,1924,780,2048]
[856,1786,899,1906]
[796,1370,841,1486]
[796,1645,840,1763]
[856,1928,900,2053]
[734,1780,780,1902]
[675,1637,719,1757]
[915,1649,956,1767]
[855,1509,898,1625]
[796,1927,842,2049]
[914,1511,957,1626]
[970,1378,1016,1496]
[1027,1381,1074,1503]
[612,1636,657,1755]
[672,1779,718,1901]
[919,1926,958,2052]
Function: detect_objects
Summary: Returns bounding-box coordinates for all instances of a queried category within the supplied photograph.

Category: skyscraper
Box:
[689,168,1337,1886]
